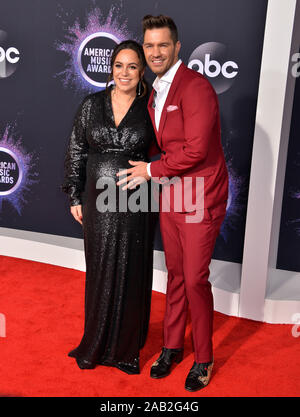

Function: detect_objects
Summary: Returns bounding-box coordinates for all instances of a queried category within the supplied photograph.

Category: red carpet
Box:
[0,254,299,397]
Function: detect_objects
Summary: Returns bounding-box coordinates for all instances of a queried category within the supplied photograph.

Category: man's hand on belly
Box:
[116,160,150,190]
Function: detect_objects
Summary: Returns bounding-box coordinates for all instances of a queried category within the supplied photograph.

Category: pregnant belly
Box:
[84,152,147,205]
[87,153,133,183]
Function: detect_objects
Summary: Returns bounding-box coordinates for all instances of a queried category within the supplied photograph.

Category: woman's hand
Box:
[70,205,83,225]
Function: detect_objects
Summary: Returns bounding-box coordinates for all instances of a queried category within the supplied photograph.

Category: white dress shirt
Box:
[147,59,182,177]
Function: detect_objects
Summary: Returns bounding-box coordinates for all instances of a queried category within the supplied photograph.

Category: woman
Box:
[62,40,157,375]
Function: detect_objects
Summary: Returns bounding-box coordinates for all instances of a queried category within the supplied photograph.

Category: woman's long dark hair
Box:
[106,40,148,97]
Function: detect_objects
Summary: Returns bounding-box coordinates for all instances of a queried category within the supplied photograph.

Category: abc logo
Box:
[188,42,238,94]
[0,30,20,78]
[0,47,20,63]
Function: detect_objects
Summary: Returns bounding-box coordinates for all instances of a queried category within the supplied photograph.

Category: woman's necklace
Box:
[111,88,135,128]
[112,88,135,107]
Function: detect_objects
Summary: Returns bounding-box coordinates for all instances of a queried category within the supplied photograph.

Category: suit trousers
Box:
[159,202,226,363]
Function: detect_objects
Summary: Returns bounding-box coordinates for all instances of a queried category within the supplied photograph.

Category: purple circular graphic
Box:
[0,124,39,214]
[54,5,135,93]
[0,147,22,195]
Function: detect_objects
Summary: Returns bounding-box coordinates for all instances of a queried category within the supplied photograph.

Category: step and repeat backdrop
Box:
[0,0,269,266]
[277,54,300,273]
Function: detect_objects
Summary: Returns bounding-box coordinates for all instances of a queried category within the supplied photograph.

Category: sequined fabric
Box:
[62,87,157,373]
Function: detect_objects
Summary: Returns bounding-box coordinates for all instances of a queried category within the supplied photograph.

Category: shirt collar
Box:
[153,59,182,92]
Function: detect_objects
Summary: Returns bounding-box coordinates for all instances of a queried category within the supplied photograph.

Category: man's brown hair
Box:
[142,15,178,44]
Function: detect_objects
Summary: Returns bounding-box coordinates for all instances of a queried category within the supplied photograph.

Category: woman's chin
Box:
[114,83,137,95]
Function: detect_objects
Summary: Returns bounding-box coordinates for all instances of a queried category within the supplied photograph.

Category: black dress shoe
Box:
[185,361,214,391]
[150,347,183,379]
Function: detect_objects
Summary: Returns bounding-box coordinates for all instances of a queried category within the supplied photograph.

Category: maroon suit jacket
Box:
[147,62,228,211]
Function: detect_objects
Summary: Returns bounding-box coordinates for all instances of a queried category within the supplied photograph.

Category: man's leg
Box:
[175,204,226,363]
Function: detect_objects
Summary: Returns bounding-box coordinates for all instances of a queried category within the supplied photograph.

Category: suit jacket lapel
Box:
[157,63,186,145]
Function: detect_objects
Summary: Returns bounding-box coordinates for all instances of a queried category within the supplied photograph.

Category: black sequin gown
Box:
[62,87,157,374]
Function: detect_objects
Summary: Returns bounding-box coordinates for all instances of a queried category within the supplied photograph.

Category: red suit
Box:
[148,62,228,362]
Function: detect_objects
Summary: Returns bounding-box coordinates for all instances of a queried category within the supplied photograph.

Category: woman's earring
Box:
[137,80,142,96]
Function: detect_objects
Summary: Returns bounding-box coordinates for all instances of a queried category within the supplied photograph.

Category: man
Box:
[117,15,228,391]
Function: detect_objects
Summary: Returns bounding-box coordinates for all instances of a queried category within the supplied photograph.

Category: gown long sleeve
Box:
[61,96,91,206]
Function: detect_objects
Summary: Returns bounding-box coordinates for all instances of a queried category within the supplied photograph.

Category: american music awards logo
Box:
[54,4,136,92]
[0,147,22,195]
[0,124,38,214]
[78,32,118,88]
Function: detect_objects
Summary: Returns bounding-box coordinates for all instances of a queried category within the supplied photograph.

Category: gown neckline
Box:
[108,86,138,130]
